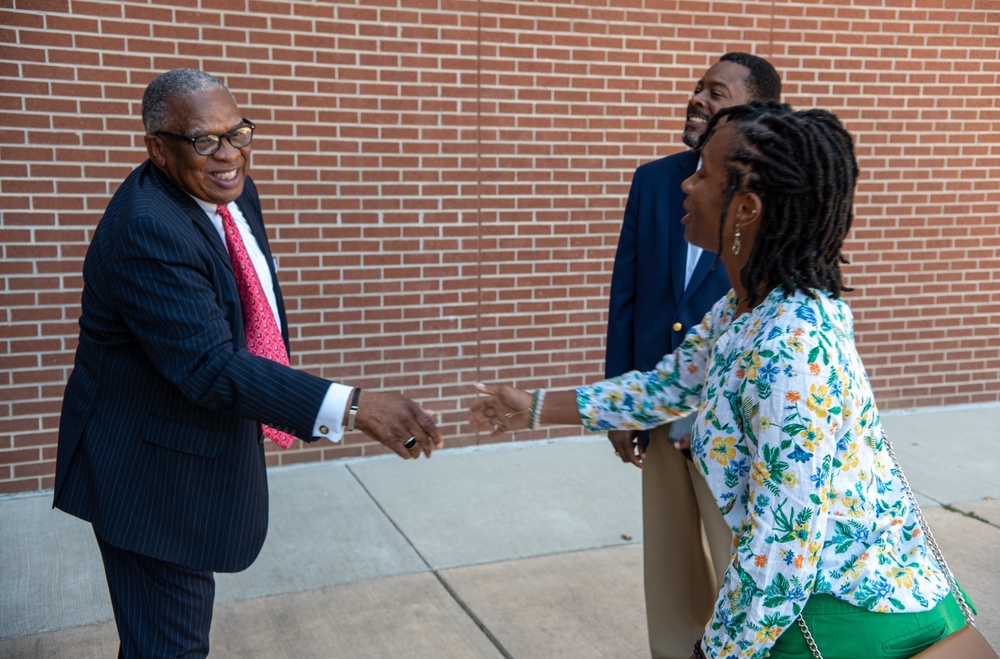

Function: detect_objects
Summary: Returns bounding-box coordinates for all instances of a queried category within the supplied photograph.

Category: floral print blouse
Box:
[578,288,950,659]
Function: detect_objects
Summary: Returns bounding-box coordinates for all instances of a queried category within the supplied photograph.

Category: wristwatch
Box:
[346,387,361,432]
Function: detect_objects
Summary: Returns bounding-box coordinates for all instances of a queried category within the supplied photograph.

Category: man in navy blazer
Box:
[604,54,781,658]
[53,69,442,658]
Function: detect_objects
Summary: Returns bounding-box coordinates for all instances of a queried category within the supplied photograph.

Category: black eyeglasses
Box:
[155,119,255,156]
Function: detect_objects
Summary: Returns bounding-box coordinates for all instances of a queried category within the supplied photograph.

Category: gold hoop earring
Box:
[732,226,742,255]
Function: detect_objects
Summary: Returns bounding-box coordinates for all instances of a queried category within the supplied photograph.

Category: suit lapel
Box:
[668,150,700,306]
[150,164,235,273]
[191,211,233,273]
[679,250,720,308]
[178,198,244,344]
[147,164,281,349]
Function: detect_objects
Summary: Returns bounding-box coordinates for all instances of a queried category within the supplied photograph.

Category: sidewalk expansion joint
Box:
[941,502,998,529]
[346,465,516,659]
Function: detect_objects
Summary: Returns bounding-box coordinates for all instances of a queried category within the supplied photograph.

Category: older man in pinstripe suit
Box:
[53,69,442,658]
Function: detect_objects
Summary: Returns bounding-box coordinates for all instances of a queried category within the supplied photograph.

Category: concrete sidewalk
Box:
[2,404,998,658]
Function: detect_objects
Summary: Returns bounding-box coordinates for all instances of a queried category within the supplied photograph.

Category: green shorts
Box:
[766,588,973,659]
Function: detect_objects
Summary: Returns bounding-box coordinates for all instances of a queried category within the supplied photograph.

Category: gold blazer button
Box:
[672,322,683,332]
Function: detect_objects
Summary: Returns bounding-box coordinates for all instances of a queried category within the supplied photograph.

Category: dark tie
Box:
[217,204,295,449]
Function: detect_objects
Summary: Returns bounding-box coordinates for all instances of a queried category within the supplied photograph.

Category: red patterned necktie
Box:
[217,204,295,449]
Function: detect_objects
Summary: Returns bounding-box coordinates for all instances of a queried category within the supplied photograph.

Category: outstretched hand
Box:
[353,390,443,459]
[469,382,534,435]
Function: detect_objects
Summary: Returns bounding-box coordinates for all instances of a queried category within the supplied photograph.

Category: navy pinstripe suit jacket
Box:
[54,161,331,572]
[604,150,732,444]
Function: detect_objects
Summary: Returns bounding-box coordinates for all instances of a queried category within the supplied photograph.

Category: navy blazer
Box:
[605,149,731,420]
[54,161,331,572]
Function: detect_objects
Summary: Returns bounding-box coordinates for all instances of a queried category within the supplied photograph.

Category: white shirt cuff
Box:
[313,383,353,442]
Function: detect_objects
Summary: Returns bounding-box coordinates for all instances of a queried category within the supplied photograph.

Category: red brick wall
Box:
[2,0,998,494]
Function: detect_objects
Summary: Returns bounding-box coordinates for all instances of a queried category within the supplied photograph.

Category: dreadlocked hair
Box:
[700,100,859,306]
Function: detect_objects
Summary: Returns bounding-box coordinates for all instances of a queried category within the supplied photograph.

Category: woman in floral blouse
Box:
[470,102,973,658]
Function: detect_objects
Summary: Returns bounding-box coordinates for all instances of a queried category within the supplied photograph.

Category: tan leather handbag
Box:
[795,434,998,659]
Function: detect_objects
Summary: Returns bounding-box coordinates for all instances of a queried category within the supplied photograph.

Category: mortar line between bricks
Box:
[347,465,516,659]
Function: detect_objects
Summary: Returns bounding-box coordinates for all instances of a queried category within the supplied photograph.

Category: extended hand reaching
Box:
[353,390,443,458]
[468,382,534,435]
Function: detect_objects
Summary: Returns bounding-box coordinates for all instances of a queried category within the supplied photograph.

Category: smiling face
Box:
[680,124,737,251]
[144,87,250,205]
[682,61,754,149]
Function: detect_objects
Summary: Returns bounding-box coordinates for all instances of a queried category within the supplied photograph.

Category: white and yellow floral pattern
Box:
[578,288,950,659]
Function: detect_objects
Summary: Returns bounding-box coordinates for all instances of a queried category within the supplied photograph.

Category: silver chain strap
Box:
[794,430,975,659]
[884,433,976,625]
[796,616,824,659]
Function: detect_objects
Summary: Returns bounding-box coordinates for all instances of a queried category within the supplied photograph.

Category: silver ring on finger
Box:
[403,436,417,450]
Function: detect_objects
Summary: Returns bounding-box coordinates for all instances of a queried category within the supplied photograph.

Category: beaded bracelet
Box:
[528,389,546,430]
[693,639,707,659]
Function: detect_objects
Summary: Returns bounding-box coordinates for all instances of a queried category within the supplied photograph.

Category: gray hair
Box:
[141,69,234,134]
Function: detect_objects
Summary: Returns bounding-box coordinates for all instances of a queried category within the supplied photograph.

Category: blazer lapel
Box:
[151,164,234,273]
[191,210,233,272]
[679,250,721,308]
[669,150,700,306]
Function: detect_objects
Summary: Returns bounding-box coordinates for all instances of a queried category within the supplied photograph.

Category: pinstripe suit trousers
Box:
[96,532,215,659]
